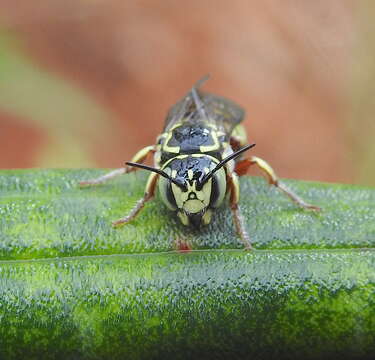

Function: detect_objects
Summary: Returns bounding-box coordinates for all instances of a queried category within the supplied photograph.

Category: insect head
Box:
[126,144,255,228]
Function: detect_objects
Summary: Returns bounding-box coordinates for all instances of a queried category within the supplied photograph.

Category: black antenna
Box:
[125,162,186,190]
[198,143,256,187]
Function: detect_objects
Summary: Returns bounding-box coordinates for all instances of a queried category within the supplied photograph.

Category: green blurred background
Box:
[0,0,374,185]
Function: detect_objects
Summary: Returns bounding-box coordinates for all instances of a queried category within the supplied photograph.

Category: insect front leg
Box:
[79,145,155,186]
[248,156,321,211]
[228,172,252,250]
[112,172,159,227]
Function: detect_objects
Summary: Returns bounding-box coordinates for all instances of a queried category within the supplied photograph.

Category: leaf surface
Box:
[0,169,374,359]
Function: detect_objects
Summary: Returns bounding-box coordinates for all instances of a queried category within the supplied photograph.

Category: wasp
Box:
[80,76,320,249]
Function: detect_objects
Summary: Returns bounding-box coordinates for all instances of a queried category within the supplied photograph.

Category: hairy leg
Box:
[79,145,155,186]
[246,156,321,211]
[112,172,159,226]
[228,172,252,250]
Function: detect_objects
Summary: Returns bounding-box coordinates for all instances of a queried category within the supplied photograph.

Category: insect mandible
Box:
[80,76,320,249]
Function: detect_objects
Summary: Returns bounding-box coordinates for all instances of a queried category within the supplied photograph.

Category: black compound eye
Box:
[166,182,178,208]
[158,175,178,211]
[209,171,226,208]
[210,175,219,206]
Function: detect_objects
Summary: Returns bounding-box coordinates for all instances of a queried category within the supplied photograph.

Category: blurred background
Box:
[0,0,374,185]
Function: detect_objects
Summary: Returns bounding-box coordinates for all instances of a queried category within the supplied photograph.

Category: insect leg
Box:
[249,156,321,211]
[234,158,253,176]
[79,145,155,186]
[230,125,254,176]
[112,172,159,227]
[228,172,252,250]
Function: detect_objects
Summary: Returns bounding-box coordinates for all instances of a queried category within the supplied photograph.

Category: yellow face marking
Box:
[172,179,212,213]
[202,209,212,225]
[188,169,194,180]
[184,199,204,213]
[177,211,189,226]
[171,170,177,179]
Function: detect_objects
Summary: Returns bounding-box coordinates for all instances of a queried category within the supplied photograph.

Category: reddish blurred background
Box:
[0,0,374,185]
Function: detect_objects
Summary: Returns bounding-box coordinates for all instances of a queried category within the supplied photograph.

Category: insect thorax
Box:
[156,120,228,166]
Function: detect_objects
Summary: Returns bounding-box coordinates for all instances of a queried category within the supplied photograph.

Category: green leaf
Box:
[0,169,374,359]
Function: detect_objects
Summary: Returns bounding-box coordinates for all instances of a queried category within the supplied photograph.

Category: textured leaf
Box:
[0,169,374,359]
